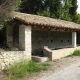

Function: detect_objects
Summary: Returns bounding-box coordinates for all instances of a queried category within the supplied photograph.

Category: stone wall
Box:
[19,24,32,58]
[19,24,32,52]
[32,30,72,54]
[43,46,80,60]
[0,24,32,70]
[19,25,25,50]
[13,25,19,48]
[0,51,31,70]
[6,25,13,48]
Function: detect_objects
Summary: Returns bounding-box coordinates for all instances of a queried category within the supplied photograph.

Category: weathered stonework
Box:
[19,25,25,50]
[43,46,80,60]
[19,24,32,57]
[72,32,76,48]
[6,25,13,48]
[1,24,32,70]
[32,30,72,54]
[0,51,31,70]
[3,22,80,70]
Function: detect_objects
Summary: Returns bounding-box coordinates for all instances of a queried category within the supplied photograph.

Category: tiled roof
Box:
[13,12,80,30]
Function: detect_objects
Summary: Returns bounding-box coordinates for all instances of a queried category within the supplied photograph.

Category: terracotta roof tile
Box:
[13,12,80,30]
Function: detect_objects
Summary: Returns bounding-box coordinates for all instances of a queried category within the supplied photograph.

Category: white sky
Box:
[77,0,80,13]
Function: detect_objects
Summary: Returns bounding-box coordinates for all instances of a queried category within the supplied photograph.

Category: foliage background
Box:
[0,0,21,26]
[20,0,79,23]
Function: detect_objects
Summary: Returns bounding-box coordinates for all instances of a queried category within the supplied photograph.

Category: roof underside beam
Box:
[30,24,80,32]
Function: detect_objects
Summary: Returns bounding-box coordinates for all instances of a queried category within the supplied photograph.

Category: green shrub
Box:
[5,60,51,80]
[26,60,42,73]
[42,63,51,66]
[72,49,80,56]
[41,63,51,70]
[66,49,80,57]
[7,60,28,78]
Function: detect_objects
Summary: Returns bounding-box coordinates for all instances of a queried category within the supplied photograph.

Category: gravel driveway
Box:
[21,56,80,80]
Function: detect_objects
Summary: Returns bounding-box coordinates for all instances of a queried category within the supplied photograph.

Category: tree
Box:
[20,0,63,19]
[60,0,72,21]
[74,14,80,24]
[20,0,43,14]
[37,0,63,18]
[20,0,78,23]
[0,0,21,25]
[69,0,78,21]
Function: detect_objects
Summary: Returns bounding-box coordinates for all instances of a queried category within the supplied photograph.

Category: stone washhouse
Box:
[0,12,80,70]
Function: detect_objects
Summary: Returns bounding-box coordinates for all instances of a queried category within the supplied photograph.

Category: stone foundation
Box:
[0,51,31,70]
[32,56,49,63]
[43,46,80,60]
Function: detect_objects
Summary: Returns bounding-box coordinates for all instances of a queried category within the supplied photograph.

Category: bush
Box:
[42,63,51,70]
[72,50,80,56]
[26,60,42,73]
[6,60,42,79]
[66,49,80,57]
[5,60,51,80]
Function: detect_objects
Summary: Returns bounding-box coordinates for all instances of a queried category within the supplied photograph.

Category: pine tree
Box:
[69,0,78,21]
[20,0,78,22]
[37,0,63,19]
[61,0,72,21]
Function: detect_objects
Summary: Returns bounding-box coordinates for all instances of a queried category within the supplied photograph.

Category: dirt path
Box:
[47,61,80,80]
[21,56,80,80]
[0,56,80,80]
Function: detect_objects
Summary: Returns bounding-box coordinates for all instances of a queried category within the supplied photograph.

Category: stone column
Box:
[72,32,76,48]
[19,25,25,50]
[19,24,31,59]
[6,25,13,48]
[25,26,31,51]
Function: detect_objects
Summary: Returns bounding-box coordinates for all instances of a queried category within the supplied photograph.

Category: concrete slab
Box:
[32,56,49,63]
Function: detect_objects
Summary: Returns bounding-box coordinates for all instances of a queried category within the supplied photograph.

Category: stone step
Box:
[32,56,49,63]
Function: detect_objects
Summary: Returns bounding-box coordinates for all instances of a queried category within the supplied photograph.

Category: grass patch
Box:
[4,60,51,80]
[65,54,73,58]
[53,59,58,62]
[26,61,42,74]
[41,63,51,70]
[65,49,80,58]
[72,49,80,56]
[42,63,51,66]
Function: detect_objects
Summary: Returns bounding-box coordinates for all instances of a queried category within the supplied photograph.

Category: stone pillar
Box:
[19,24,31,59]
[25,25,32,59]
[19,24,31,58]
[19,25,25,50]
[72,32,76,48]
[6,25,13,48]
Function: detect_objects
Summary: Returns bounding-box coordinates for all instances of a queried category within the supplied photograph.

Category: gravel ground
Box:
[0,56,80,80]
[21,56,80,80]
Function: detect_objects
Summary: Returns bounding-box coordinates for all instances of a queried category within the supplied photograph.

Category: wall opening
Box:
[77,32,80,45]
[32,30,72,56]
[0,27,8,51]
[13,25,19,48]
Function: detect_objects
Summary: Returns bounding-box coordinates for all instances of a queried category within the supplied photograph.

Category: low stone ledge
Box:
[43,46,80,61]
[0,51,31,70]
[32,56,49,63]
[43,46,52,60]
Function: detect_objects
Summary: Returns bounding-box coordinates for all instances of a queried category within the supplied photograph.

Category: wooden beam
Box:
[32,25,49,31]
[29,24,80,32]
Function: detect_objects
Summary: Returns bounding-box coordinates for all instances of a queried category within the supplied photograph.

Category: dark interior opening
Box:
[0,27,7,49]
[13,25,19,48]
[32,48,44,57]
[77,32,80,45]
